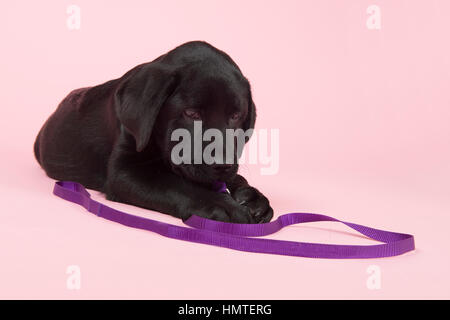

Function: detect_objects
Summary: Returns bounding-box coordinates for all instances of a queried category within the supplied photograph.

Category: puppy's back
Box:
[33,81,119,191]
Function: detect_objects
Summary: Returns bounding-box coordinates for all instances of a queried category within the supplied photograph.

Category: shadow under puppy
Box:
[33,41,273,223]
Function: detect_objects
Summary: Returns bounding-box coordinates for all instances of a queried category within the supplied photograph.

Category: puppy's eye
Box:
[230,112,242,121]
[184,108,202,120]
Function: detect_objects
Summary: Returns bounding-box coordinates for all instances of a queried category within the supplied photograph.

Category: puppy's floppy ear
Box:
[243,85,257,141]
[115,63,178,152]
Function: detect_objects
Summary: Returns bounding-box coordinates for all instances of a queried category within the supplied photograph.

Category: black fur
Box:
[34,41,273,223]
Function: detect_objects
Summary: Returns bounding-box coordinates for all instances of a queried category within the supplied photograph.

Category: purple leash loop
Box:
[53,181,415,259]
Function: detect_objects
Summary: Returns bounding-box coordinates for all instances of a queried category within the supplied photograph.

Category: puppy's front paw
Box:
[231,186,273,223]
[187,194,255,224]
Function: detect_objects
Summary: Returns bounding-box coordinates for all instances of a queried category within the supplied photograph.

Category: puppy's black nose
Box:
[210,163,234,173]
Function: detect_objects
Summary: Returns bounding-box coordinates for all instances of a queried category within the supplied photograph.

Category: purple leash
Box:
[53,181,415,259]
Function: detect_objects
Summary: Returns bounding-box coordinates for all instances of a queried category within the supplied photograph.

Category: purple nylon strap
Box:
[53,181,415,259]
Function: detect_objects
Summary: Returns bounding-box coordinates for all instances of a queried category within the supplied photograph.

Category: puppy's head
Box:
[115,41,256,186]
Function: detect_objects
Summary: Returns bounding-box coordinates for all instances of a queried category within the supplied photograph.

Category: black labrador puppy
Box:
[33,41,273,223]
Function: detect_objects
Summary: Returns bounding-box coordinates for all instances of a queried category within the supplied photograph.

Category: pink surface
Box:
[1,0,449,299]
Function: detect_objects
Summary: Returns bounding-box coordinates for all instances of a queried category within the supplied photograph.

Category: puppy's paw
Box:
[231,186,273,223]
[188,194,255,224]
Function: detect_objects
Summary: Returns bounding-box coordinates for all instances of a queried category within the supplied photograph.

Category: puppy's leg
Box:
[228,175,274,223]
[104,167,255,223]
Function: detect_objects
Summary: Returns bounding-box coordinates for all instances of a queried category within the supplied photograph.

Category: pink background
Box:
[1,0,449,299]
